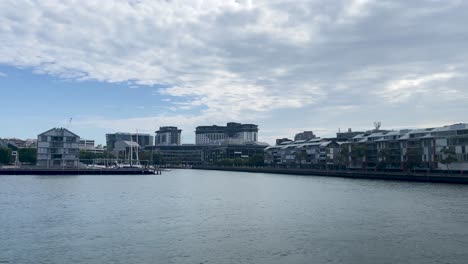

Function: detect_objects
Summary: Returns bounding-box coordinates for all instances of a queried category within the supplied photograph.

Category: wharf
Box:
[193,166,468,184]
[0,167,161,175]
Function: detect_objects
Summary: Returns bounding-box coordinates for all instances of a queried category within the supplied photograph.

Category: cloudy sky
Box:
[1,0,467,144]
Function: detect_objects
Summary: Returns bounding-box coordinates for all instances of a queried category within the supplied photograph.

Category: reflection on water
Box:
[1,170,468,264]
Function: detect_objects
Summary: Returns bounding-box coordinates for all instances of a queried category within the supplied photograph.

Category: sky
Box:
[1,0,468,145]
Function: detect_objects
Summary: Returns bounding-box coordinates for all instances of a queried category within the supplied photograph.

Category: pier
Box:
[0,167,162,175]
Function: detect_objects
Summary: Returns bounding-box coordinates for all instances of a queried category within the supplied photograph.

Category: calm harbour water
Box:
[1,169,468,264]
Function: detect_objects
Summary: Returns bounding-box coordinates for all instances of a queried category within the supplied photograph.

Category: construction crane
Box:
[67,118,73,130]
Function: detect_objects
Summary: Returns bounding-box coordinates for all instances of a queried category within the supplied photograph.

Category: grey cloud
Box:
[0,0,467,142]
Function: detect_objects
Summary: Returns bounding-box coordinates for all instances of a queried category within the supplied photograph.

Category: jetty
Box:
[0,167,161,175]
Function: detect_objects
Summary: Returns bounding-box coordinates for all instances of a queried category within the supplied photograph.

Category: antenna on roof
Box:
[67,118,73,130]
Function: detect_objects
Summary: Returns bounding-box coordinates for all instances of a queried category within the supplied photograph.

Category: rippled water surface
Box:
[1,170,468,264]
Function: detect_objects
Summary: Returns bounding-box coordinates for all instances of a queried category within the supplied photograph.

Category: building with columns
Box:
[195,122,258,145]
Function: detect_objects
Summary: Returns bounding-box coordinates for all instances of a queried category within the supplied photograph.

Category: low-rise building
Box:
[106,132,153,151]
[145,142,268,165]
[113,140,141,159]
[79,139,95,149]
[79,139,105,154]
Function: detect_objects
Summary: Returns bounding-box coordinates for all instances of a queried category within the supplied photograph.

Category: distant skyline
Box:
[1,0,468,145]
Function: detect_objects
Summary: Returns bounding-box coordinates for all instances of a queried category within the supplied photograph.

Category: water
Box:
[1,170,468,264]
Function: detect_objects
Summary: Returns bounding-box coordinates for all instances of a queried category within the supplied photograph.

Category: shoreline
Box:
[192,166,468,184]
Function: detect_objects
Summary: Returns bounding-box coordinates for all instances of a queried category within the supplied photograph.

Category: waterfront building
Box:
[265,123,468,172]
[144,142,268,165]
[145,145,209,165]
[265,138,341,169]
[113,140,141,160]
[294,131,316,141]
[340,123,468,171]
[155,126,182,145]
[106,132,153,151]
[202,143,268,164]
[36,128,80,168]
[195,122,258,145]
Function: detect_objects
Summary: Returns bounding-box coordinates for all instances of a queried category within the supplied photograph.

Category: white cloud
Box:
[0,72,6,77]
[377,72,458,103]
[1,0,468,143]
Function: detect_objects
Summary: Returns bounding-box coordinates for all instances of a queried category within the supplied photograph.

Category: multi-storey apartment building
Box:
[265,138,341,168]
[265,123,468,172]
[342,124,468,171]
[195,122,258,145]
[36,128,80,168]
[155,126,182,145]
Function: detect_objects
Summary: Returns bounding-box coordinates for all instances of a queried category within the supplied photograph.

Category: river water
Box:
[1,169,468,264]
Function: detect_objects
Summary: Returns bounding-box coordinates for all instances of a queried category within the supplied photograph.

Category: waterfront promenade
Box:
[193,166,468,184]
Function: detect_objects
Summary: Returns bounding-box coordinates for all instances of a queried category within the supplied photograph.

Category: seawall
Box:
[193,166,468,184]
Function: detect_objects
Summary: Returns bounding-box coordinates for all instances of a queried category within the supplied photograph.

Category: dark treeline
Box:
[0,148,37,165]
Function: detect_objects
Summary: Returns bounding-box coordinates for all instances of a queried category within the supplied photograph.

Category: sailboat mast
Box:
[136,129,140,165]
[130,134,133,166]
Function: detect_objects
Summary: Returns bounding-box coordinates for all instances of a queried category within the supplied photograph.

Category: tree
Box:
[248,154,265,167]
[295,149,307,168]
[264,151,274,166]
[377,148,392,170]
[79,150,114,165]
[338,145,350,169]
[0,148,12,165]
[440,147,457,172]
[350,144,367,169]
[406,148,422,171]
[18,148,37,164]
